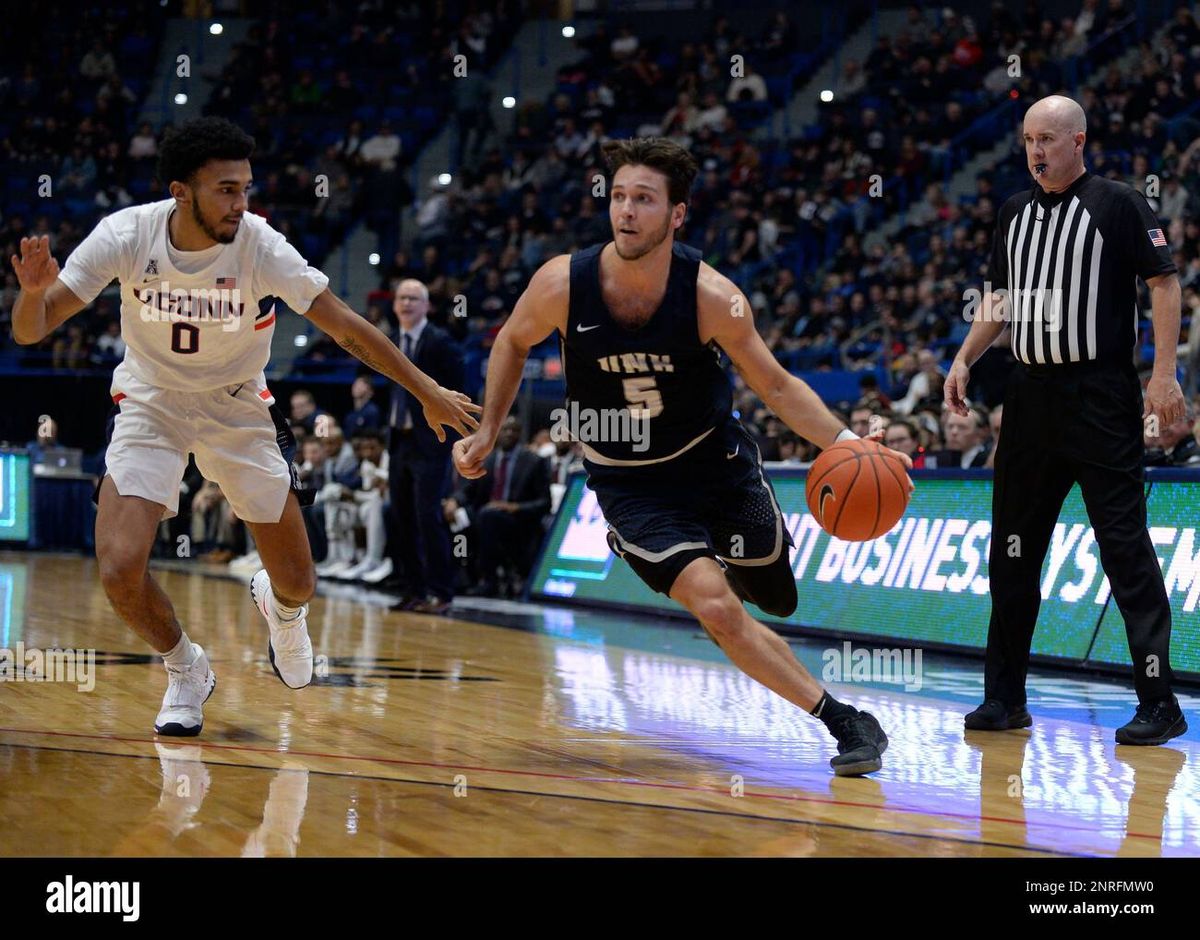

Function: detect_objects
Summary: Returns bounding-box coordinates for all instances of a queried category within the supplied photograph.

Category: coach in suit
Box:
[447,415,551,596]
[386,278,465,613]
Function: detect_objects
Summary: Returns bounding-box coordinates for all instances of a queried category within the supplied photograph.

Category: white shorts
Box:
[101,363,296,523]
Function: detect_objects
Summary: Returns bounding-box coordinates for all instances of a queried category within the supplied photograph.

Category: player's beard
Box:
[613,213,673,261]
[192,194,238,244]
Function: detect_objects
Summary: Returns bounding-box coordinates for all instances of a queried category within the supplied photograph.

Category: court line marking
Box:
[0,740,1089,857]
[0,726,1165,847]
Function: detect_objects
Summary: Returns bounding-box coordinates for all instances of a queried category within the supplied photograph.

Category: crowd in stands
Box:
[0,0,517,367]
[4,2,1200,587]
[0,3,163,367]
[370,2,1200,407]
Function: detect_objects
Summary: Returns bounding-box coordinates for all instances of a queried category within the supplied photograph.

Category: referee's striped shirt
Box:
[986,170,1177,365]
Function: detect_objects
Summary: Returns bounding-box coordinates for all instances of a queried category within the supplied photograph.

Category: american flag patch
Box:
[1148,228,1167,247]
[216,277,237,289]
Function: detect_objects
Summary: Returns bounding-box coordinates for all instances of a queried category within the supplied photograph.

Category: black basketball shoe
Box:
[828,709,889,776]
[964,699,1033,731]
[1116,695,1188,746]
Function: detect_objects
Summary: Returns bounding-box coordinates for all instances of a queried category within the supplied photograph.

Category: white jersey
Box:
[58,198,329,391]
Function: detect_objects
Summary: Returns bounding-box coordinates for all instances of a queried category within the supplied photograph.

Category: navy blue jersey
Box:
[560,241,732,465]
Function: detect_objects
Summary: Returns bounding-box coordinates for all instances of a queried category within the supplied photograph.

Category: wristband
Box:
[834,428,859,444]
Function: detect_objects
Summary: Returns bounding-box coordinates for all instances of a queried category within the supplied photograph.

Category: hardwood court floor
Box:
[0,551,1196,857]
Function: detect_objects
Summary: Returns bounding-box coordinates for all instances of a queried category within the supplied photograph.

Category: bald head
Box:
[1026,95,1087,135]
[1022,95,1086,192]
[393,277,430,331]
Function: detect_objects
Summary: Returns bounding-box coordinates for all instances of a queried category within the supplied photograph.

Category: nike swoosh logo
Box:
[818,484,835,523]
[576,323,600,332]
[725,447,738,459]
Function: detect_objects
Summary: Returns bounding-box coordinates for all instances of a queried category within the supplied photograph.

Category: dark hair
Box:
[601,137,699,206]
[351,427,384,443]
[157,117,255,187]
[886,418,919,440]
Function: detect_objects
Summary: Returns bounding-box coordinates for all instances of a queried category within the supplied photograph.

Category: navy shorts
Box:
[587,419,795,608]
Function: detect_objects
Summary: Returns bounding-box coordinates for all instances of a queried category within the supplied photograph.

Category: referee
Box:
[946,95,1187,746]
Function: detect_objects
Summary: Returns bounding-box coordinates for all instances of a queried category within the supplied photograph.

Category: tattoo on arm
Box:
[339,335,380,370]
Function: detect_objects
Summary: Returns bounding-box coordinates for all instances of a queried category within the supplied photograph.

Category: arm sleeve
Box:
[1122,189,1178,280]
[255,230,330,314]
[58,216,124,304]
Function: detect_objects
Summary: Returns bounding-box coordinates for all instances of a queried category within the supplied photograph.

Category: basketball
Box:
[805,439,911,541]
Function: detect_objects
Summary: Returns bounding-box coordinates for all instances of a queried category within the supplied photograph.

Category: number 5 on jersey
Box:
[622,376,663,418]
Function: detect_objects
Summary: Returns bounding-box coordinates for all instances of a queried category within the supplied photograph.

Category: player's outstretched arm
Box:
[10,236,89,345]
[304,288,481,443]
[452,254,569,480]
[698,263,912,470]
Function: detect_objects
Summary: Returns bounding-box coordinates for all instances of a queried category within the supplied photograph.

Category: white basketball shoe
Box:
[250,569,314,689]
[154,643,216,737]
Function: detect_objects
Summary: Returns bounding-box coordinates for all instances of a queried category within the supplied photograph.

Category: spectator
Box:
[296,437,332,561]
[930,406,992,468]
[1144,402,1200,466]
[883,417,931,468]
[449,416,551,597]
[289,389,327,435]
[322,424,359,485]
[128,122,158,160]
[360,120,402,173]
[893,349,946,414]
[317,428,394,582]
[92,319,125,362]
[727,63,768,103]
[79,40,116,80]
[193,482,241,564]
[344,376,382,437]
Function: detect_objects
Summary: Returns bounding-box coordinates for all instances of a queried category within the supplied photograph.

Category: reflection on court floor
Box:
[0,552,1195,857]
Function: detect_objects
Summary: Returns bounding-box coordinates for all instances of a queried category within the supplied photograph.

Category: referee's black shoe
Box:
[964,699,1033,731]
[828,710,889,776]
[1115,695,1188,746]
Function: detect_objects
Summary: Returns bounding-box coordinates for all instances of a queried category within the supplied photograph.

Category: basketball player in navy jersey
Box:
[455,138,913,776]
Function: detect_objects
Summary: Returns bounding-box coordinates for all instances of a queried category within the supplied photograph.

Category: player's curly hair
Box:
[157,117,256,187]
[601,137,699,207]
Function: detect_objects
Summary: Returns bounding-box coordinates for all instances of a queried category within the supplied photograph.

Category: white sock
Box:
[162,631,195,667]
[272,600,304,623]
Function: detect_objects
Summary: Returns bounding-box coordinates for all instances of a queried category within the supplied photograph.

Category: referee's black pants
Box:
[984,359,1174,706]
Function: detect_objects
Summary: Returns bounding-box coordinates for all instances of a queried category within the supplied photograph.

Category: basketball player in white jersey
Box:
[9,117,480,736]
